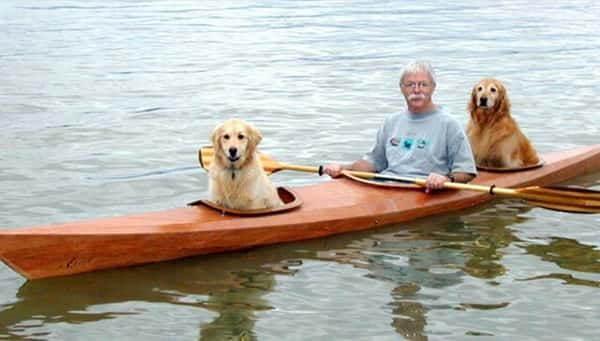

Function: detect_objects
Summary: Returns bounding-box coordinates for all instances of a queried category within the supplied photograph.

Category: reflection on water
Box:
[312,201,536,339]
[198,270,275,341]
[521,273,600,288]
[521,238,600,288]
[525,237,600,274]
[459,203,530,279]
[0,252,283,340]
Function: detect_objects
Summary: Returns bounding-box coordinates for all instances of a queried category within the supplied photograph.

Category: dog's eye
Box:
[223,134,230,140]
[478,86,483,91]
[238,134,245,140]
[490,87,497,93]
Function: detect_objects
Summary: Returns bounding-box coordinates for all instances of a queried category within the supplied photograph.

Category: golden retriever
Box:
[209,118,283,210]
[466,78,540,168]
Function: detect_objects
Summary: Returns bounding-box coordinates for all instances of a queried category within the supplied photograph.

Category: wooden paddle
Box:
[199,147,600,213]
[199,146,321,175]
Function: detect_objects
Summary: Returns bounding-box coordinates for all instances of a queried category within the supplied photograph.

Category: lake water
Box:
[1,1,600,340]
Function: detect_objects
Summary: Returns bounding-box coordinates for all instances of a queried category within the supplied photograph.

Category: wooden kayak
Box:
[1,145,599,280]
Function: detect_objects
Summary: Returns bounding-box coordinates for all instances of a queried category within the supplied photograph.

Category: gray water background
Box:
[1,1,600,340]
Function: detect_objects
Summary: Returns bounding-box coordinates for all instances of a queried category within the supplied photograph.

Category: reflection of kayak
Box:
[1,145,599,280]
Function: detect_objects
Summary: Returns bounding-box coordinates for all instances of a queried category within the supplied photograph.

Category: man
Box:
[322,61,477,192]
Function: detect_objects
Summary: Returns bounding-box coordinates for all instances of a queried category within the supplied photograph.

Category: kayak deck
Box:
[1,145,599,280]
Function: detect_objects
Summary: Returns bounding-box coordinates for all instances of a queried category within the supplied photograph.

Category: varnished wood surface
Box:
[1,145,599,279]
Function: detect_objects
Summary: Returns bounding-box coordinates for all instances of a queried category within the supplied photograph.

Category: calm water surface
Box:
[1,1,600,340]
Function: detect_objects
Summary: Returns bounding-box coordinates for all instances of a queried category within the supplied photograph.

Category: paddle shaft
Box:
[345,171,597,208]
[275,163,597,208]
[277,163,323,174]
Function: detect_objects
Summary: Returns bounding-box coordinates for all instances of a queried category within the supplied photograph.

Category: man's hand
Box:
[425,172,450,193]
[322,163,345,178]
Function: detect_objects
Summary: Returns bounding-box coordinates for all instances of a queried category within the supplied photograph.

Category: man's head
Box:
[399,61,437,113]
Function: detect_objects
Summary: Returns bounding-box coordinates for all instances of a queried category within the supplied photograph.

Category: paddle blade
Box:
[198,146,214,170]
[518,186,600,200]
[516,186,600,213]
[526,201,600,214]
[198,146,282,175]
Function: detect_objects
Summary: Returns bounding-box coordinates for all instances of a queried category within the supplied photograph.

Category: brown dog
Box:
[466,78,540,168]
[209,118,283,210]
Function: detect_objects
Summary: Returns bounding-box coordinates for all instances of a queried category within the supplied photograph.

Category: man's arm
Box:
[449,171,475,183]
[348,160,377,172]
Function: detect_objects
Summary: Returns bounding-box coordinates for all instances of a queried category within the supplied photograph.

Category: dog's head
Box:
[211,118,262,169]
[469,78,511,117]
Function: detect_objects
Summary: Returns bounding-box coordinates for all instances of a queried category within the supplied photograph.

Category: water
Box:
[1,1,600,339]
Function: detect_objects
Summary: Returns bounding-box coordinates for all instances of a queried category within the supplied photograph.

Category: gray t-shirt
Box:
[363,107,477,178]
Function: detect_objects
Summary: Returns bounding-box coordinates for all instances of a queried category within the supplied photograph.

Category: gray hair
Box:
[399,61,437,86]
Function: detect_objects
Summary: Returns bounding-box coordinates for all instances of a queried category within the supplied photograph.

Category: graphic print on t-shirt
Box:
[389,137,428,151]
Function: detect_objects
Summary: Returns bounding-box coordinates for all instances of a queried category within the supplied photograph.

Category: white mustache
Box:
[408,94,426,101]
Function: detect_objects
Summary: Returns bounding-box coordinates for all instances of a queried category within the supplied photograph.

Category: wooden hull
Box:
[1,145,600,280]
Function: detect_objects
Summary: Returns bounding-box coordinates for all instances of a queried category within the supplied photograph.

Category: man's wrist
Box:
[447,174,455,182]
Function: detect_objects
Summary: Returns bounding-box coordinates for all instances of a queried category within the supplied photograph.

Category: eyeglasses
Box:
[401,81,431,89]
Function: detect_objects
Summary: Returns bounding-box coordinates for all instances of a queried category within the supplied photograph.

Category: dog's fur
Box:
[466,78,539,168]
[209,118,283,210]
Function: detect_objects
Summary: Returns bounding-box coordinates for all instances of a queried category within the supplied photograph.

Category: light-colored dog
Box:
[209,118,283,210]
[466,78,540,168]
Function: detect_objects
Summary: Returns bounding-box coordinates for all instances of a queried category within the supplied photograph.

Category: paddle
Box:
[199,147,600,213]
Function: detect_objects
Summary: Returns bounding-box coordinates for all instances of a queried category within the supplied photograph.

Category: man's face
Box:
[400,71,436,113]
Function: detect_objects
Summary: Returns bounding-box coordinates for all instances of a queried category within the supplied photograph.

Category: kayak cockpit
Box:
[476,159,545,172]
[188,187,303,216]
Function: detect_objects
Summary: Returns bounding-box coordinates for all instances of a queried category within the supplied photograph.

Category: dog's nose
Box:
[229,147,237,157]
[479,97,488,107]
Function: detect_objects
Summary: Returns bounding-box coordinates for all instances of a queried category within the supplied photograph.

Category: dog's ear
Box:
[247,124,263,154]
[494,82,511,114]
[210,123,223,150]
[468,83,478,114]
